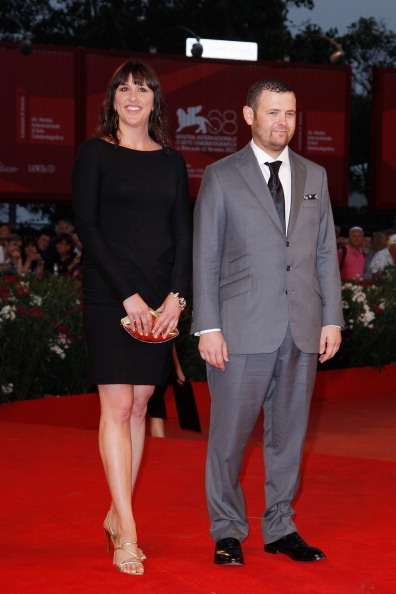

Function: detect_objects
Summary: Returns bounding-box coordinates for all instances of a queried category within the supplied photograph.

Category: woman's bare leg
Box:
[99,383,151,574]
[130,385,155,491]
[99,384,136,572]
[149,416,166,438]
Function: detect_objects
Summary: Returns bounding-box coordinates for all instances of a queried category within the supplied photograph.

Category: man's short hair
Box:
[246,78,295,114]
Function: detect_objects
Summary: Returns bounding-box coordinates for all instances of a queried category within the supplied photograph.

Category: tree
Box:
[142,0,313,60]
[0,0,314,59]
[335,19,396,199]
[288,17,396,200]
[0,0,57,46]
[342,17,396,96]
[288,23,342,64]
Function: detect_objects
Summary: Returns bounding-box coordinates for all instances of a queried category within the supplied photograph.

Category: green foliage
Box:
[1,268,395,401]
[288,16,396,199]
[288,24,342,63]
[0,273,90,402]
[0,273,205,402]
[0,0,61,45]
[323,266,396,370]
[288,16,396,94]
[342,17,396,96]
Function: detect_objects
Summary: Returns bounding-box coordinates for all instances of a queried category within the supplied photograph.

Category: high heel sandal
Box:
[104,511,117,553]
[114,541,144,576]
[104,512,146,560]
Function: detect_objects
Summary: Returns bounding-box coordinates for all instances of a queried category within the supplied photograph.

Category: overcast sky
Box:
[287,0,396,34]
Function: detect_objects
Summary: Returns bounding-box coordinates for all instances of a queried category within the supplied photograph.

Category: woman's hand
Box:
[152,293,181,339]
[123,293,153,336]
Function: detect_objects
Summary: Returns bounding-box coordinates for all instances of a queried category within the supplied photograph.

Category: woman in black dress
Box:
[72,61,192,576]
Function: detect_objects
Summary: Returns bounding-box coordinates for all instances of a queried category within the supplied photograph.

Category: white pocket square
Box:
[303,194,319,200]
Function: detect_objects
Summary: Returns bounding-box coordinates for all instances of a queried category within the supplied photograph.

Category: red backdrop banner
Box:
[370,68,396,211]
[1,44,351,206]
[0,46,75,198]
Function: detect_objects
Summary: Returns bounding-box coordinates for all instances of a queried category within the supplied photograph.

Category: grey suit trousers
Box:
[205,326,317,544]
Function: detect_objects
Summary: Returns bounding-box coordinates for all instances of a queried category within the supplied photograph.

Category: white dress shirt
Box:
[250,139,292,232]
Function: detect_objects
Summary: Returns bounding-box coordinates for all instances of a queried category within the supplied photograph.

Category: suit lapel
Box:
[234,144,284,233]
[287,150,307,236]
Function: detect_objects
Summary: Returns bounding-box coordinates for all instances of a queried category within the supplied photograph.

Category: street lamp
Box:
[314,34,344,64]
[173,26,203,58]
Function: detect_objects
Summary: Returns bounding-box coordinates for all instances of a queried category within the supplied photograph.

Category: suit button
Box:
[286,265,290,271]
[286,241,290,247]
[285,290,288,294]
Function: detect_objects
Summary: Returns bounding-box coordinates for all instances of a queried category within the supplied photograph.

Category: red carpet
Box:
[1,418,396,593]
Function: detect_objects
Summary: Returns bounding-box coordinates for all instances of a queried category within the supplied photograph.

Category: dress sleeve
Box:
[169,153,193,299]
[72,139,138,302]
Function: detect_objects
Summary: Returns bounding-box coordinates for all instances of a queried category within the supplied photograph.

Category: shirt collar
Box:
[250,139,290,167]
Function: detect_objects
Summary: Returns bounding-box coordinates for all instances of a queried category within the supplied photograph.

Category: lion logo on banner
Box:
[176,106,210,134]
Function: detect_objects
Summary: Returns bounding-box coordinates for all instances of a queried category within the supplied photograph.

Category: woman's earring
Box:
[113,109,119,127]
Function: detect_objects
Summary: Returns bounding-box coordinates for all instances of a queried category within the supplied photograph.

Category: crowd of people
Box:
[0,219,83,279]
[2,219,395,285]
[335,225,396,280]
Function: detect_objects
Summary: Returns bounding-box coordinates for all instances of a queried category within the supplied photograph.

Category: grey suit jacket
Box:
[192,143,344,354]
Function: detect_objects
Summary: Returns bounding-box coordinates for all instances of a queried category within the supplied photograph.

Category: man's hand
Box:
[318,326,341,363]
[198,331,229,371]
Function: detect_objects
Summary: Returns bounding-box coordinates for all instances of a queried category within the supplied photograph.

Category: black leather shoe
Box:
[214,537,244,565]
[264,532,325,562]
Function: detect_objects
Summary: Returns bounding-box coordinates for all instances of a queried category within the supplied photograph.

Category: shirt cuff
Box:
[194,328,221,336]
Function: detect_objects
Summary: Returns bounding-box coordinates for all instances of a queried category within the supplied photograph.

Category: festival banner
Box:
[370,68,396,210]
[1,44,350,206]
[85,52,350,205]
[0,45,75,198]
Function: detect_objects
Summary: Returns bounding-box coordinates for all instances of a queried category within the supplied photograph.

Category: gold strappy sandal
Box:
[104,512,146,560]
[114,541,144,576]
[104,511,117,552]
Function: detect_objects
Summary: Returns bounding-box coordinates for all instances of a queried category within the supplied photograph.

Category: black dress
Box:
[72,138,192,385]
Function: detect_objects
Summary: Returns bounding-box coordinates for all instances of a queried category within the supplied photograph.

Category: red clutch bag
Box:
[120,308,179,343]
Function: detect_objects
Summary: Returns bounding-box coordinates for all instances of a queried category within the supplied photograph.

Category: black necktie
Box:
[265,161,285,232]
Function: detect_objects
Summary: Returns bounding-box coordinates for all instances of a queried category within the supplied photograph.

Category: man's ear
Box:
[243,105,253,126]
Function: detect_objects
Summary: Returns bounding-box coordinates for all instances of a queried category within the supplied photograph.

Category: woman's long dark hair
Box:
[94,60,170,148]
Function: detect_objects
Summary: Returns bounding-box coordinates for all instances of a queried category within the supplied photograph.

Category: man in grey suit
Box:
[192,78,343,565]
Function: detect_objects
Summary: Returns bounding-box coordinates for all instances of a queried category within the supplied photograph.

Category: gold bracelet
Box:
[169,292,186,310]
